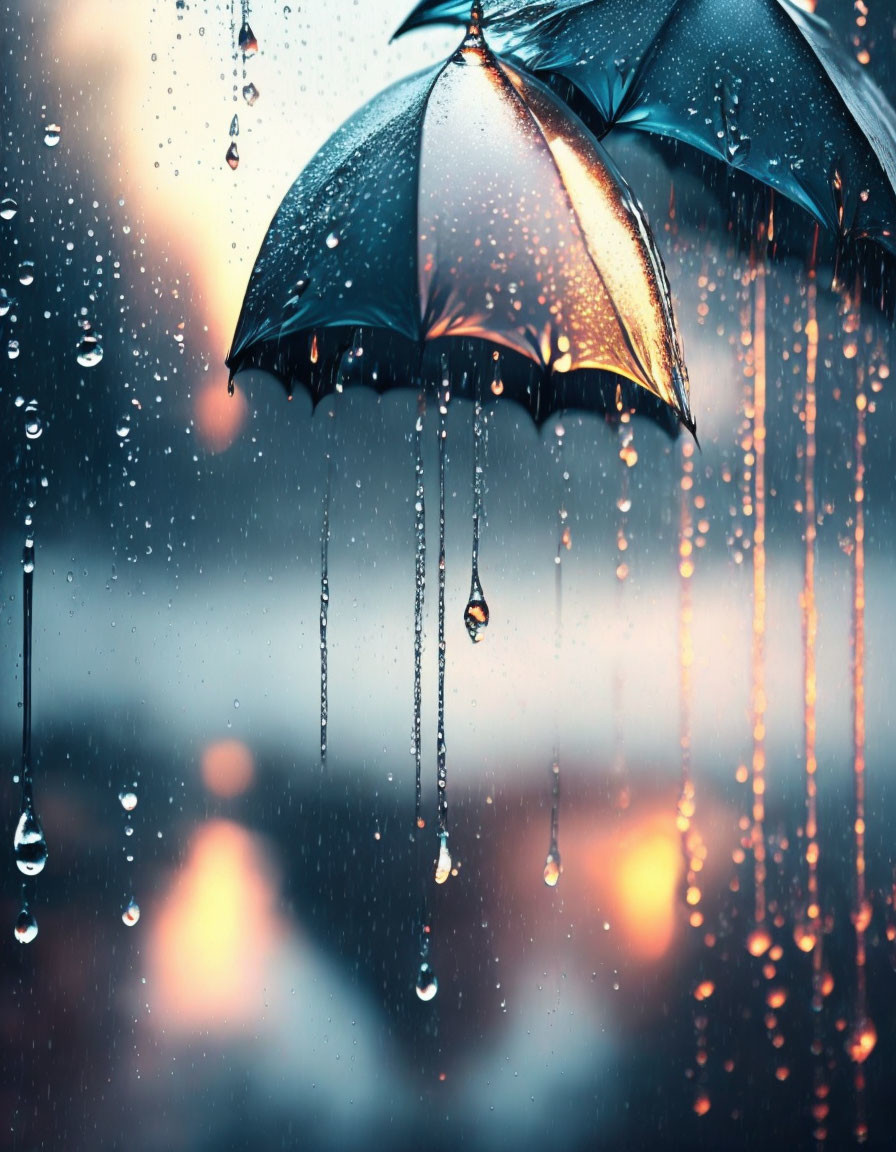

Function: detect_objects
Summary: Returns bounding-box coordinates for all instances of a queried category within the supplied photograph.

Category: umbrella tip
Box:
[468,1,483,37]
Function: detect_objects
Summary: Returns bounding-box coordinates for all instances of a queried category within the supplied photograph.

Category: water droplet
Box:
[18,261,34,286]
[24,403,42,440]
[415,961,438,1002]
[116,421,131,439]
[238,21,258,55]
[226,142,240,170]
[464,589,489,642]
[229,114,239,138]
[0,197,17,221]
[119,790,138,812]
[325,230,340,250]
[242,82,259,106]
[14,908,38,944]
[434,834,452,885]
[43,124,61,147]
[0,289,11,316]
[76,330,103,368]
[543,851,561,887]
[14,808,48,876]
[122,900,140,927]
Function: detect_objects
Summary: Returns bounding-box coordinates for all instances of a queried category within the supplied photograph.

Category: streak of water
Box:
[413,397,426,832]
[464,376,489,643]
[320,452,331,769]
[434,369,450,883]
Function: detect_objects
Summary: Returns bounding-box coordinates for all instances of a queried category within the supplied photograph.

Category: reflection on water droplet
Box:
[43,124,61,147]
[0,197,17,221]
[415,961,438,1002]
[464,590,489,642]
[226,142,240,171]
[434,833,452,885]
[122,900,140,927]
[14,908,38,944]
[238,21,258,55]
[543,851,561,887]
[14,808,48,876]
[119,790,138,812]
[242,83,259,106]
[76,331,103,368]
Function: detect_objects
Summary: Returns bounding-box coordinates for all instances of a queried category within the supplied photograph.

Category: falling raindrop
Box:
[24,402,43,441]
[415,961,438,1002]
[7,339,20,360]
[464,379,489,642]
[18,261,34,287]
[242,82,259,106]
[412,397,426,832]
[319,453,331,769]
[543,760,561,887]
[0,196,17,220]
[325,230,340,250]
[75,325,104,368]
[238,20,258,56]
[434,367,450,877]
[226,142,240,171]
[122,900,140,927]
[43,123,61,147]
[119,790,138,812]
[13,907,38,944]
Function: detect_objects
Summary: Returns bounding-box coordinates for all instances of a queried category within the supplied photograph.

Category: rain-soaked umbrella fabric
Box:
[395,0,896,254]
[227,15,693,435]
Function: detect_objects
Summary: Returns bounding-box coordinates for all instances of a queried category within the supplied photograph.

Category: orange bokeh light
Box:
[610,818,682,962]
[148,820,282,1033]
[201,739,255,798]
[195,380,248,453]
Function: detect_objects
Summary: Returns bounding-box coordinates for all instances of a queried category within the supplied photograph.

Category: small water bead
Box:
[543,851,561,887]
[14,908,38,944]
[0,197,17,220]
[122,900,140,927]
[18,261,34,286]
[226,142,240,171]
[116,422,131,439]
[464,591,489,642]
[43,124,61,147]
[229,114,239,138]
[7,339,20,360]
[415,961,438,1002]
[242,83,259,106]
[325,230,340,249]
[434,834,452,885]
[14,808,48,876]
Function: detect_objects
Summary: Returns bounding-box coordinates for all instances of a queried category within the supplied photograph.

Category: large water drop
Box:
[415,961,438,1002]
[14,908,38,944]
[122,900,140,927]
[14,808,48,876]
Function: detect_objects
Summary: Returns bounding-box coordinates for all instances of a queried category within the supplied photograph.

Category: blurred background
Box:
[2,0,896,1148]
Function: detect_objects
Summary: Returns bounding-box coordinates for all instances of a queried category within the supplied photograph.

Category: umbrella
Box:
[226,5,693,434]
[395,0,896,252]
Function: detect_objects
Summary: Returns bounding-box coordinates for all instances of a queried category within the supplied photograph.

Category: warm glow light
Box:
[201,739,255,797]
[148,820,282,1032]
[195,380,248,453]
[612,819,682,961]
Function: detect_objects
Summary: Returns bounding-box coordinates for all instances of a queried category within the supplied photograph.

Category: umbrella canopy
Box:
[395,0,896,253]
[227,6,694,435]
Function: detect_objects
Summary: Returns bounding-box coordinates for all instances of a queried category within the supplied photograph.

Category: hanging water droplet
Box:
[543,851,562,887]
[43,124,61,147]
[13,907,38,944]
[491,352,504,396]
[415,961,438,1002]
[242,82,259,106]
[119,790,138,812]
[226,142,240,171]
[238,21,258,55]
[229,114,239,138]
[434,833,452,885]
[75,328,103,368]
[122,900,140,927]
[464,585,489,642]
[14,807,48,876]
[0,197,17,221]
